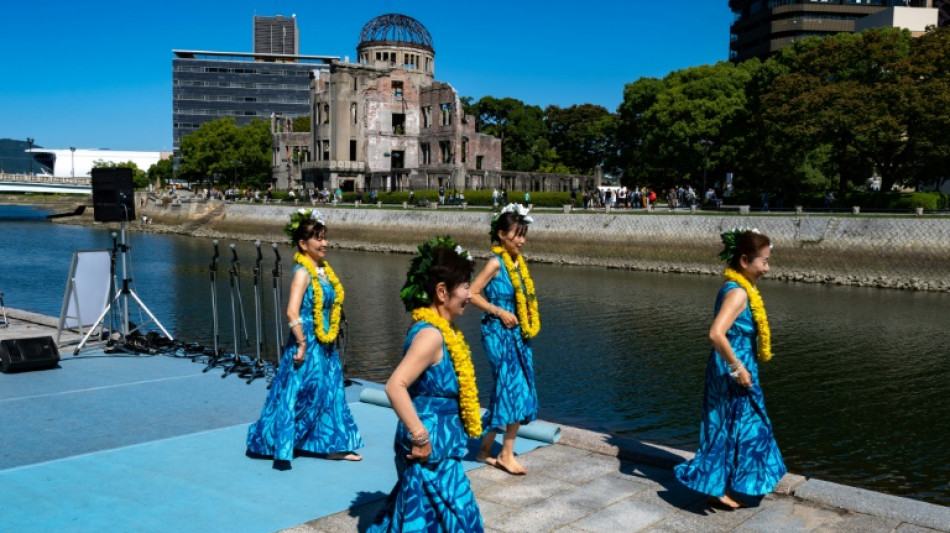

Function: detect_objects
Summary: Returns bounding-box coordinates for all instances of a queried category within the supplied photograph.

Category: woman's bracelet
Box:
[288,317,303,329]
[409,429,430,447]
[729,363,746,378]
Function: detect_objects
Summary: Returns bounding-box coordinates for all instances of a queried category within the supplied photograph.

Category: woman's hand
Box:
[406,441,432,463]
[733,369,752,388]
[499,309,519,329]
[293,343,306,366]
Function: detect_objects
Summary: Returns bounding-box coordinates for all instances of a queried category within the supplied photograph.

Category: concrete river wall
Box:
[113,198,950,292]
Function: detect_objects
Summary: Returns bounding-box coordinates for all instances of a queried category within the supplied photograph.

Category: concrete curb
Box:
[794,478,950,531]
[553,423,947,530]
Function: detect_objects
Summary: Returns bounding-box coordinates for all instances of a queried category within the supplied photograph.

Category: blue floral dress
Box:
[369,321,484,533]
[675,281,786,497]
[246,265,363,467]
[480,254,539,431]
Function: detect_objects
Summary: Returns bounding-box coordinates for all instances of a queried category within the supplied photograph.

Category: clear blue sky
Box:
[1,1,733,152]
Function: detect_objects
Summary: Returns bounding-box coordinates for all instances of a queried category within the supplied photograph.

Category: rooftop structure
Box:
[253,15,298,55]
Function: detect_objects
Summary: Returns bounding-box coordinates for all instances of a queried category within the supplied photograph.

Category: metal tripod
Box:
[75,221,172,354]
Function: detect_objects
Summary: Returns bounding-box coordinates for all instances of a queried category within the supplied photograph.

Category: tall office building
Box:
[172,16,336,153]
[254,15,298,55]
[730,0,948,62]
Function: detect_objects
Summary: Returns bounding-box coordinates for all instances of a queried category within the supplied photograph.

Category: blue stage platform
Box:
[0,352,550,532]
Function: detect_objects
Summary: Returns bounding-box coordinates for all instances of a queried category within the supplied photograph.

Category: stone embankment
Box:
[60,196,950,293]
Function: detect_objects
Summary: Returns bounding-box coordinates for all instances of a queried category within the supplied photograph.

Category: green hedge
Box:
[333,189,573,207]
[733,191,948,210]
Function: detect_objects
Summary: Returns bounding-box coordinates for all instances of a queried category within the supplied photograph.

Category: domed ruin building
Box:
[303,14,502,193]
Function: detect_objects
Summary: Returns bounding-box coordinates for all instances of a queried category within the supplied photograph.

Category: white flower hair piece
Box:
[455,244,475,262]
[500,203,533,224]
[298,208,325,225]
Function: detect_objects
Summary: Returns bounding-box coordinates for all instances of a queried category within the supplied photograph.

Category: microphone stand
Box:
[241,241,269,384]
[222,244,254,377]
[272,244,284,357]
[196,240,220,365]
[337,309,354,387]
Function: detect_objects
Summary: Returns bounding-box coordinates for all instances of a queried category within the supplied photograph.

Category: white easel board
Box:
[58,250,112,340]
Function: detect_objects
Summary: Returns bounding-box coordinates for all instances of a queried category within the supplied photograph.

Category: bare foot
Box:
[475,453,494,464]
[493,456,527,475]
[327,452,362,461]
[708,495,741,509]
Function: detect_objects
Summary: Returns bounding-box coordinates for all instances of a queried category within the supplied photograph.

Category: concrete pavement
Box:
[289,428,950,533]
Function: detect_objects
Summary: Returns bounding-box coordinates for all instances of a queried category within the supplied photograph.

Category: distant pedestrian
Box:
[675,229,785,509]
[761,192,769,212]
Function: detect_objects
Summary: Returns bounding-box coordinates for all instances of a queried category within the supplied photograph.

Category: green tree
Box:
[636,61,756,189]
[905,26,950,190]
[92,160,149,189]
[614,76,664,186]
[291,115,311,133]
[544,104,617,175]
[466,96,549,171]
[760,28,916,193]
[146,158,173,189]
[177,118,272,190]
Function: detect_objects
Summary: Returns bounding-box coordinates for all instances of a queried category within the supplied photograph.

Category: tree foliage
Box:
[92,159,149,189]
[608,26,950,198]
[545,104,616,175]
[146,157,174,188]
[177,118,272,190]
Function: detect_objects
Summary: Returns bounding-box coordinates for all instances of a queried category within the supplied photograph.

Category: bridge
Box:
[0,173,91,195]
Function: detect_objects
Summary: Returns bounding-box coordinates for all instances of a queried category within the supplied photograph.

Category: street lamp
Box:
[700,139,714,202]
[70,147,76,178]
[26,137,34,176]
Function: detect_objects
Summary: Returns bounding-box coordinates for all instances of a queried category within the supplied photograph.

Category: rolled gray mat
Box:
[359,388,561,444]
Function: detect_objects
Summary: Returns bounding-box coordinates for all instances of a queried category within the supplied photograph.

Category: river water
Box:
[1,204,948,505]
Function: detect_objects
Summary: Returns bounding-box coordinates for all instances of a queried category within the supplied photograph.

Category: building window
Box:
[393,81,403,98]
[392,113,406,135]
[476,155,483,170]
[349,140,357,161]
[422,106,431,128]
[322,140,330,161]
[439,141,452,163]
[461,137,468,163]
[421,143,431,165]
[351,103,358,125]
[440,103,452,126]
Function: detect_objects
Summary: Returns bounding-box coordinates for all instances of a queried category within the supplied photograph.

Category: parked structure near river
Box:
[83,196,950,293]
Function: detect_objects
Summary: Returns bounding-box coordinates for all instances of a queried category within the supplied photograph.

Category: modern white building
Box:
[26,148,170,179]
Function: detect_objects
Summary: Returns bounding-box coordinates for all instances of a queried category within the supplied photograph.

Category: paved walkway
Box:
[290,429,949,533]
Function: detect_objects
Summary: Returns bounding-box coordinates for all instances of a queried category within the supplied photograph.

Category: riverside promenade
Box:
[2,309,947,533]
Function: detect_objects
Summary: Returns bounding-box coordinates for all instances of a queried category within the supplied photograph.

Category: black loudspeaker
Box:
[91,167,136,222]
[0,336,61,373]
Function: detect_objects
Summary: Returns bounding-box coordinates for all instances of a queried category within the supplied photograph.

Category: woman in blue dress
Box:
[246,211,363,470]
[370,237,484,532]
[470,204,540,475]
[675,229,786,508]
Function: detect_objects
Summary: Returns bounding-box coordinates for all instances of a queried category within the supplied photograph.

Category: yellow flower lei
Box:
[723,268,773,362]
[294,252,344,344]
[492,246,541,339]
[411,307,483,438]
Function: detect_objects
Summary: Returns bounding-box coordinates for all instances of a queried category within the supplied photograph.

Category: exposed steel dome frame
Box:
[358,13,433,53]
